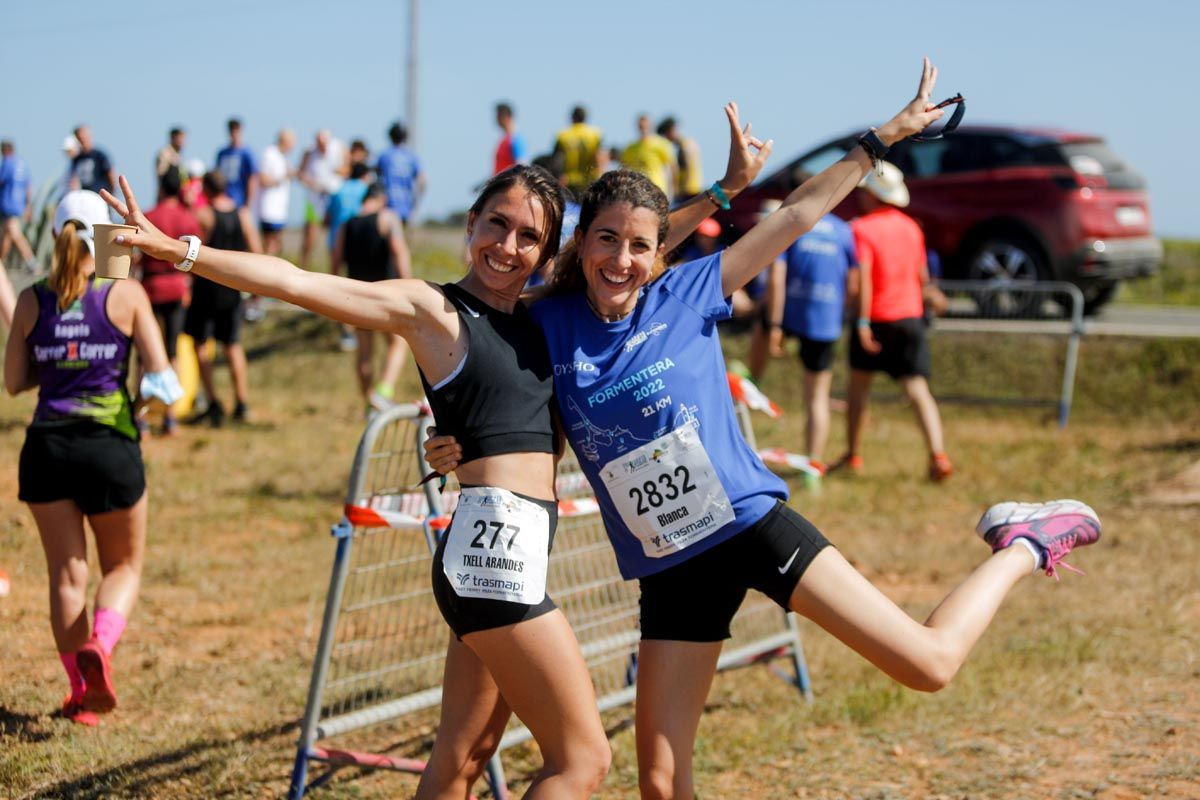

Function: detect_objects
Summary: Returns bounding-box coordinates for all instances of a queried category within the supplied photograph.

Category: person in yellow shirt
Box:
[658,116,703,198]
[620,114,676,199]
[553,106,603,197]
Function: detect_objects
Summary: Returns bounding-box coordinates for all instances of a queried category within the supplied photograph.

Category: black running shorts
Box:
[638,501,832,642]
[19,423,145,514]
[848,316,931,379]
[431,491,559,638]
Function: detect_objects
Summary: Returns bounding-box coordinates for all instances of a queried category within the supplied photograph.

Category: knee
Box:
[639,764,685,800]
[53,558,88,595]
[554,738,611,795]
[902,639,960,693]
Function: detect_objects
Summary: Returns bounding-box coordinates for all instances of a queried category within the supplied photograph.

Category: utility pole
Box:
[406,0,419,148]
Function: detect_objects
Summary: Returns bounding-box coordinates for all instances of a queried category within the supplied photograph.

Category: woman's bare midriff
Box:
[455,451,557,502]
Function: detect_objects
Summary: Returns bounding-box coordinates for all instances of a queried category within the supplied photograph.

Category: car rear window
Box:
[1057,142,1146,190]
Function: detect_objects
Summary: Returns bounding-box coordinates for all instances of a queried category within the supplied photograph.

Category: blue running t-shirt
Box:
[215,145,258,208]
[781,213,857,342]
[533,252,787,579]
[0,155,31,217]
[377,145,422,221]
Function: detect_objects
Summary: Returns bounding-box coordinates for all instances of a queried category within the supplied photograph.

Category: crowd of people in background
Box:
[2,100,951,476]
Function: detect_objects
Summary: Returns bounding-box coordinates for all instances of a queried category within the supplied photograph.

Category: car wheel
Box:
[965,235,1047,317]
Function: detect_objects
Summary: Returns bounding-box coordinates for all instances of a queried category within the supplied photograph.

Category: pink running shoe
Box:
[76,641,118,713]
[61,696,99,727]
[976,499,1101,578]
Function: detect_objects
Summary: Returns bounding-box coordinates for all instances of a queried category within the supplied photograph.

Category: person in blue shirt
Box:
[214,118,258,209]
[325,162,371,251]
[760,201,858,473]
[0,140,37,269]
[376,121,425,224]
[425,61,1103,800]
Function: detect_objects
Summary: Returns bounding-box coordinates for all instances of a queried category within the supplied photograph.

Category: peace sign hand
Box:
[880,57,946,143]
[720,102,774,195]
[99,175,182,263]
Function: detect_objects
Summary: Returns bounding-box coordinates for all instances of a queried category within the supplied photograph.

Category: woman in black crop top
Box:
[101,108,769,797]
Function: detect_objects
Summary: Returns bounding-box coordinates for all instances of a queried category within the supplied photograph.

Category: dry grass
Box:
[1,251,1198,798]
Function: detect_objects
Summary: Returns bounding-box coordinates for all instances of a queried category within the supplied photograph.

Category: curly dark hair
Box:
[469,164,566,270]
[548,169,669,296]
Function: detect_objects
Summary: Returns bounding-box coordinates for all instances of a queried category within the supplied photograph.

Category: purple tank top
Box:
[28,277,136,438]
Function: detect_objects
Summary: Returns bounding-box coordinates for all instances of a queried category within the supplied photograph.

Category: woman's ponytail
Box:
[50,221,90,312]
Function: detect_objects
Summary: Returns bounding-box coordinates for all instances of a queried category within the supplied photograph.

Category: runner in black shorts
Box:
[425,69,1103,800]
[7,189,177,726]
[184,170,260,427]
[331,183,412,413]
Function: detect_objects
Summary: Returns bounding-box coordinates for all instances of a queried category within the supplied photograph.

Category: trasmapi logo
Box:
[624,322,668,353]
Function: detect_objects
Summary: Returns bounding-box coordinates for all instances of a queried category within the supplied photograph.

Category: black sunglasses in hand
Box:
[913,93,965,142]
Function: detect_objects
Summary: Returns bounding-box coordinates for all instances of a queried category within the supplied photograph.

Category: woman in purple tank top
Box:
[4,191,173,726]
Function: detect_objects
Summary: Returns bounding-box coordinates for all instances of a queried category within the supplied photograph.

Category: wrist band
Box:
[175,235,201,272]
[856,318,871,329]
[857,128,889,173]
[706,182,731,211]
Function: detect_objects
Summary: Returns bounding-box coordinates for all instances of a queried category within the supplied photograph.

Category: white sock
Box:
[1012,537,1044,573]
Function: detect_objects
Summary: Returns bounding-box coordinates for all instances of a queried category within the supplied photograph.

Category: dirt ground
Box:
[1,311,1198,799]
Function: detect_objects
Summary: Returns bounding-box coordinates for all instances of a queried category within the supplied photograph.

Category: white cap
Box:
[186,158,205,178]
[53,190,111,256]
[858,161,910,208]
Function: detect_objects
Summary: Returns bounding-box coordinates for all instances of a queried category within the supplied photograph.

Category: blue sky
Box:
[4,0,1196,236]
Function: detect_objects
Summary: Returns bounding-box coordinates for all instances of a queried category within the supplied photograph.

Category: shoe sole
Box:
[76,647,118,713]
[976,499,1100,542]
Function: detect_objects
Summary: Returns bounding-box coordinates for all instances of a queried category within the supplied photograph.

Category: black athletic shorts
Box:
[848,316,931,379]
[184,297,243,345]
[431,490,558,638]
[638,500,832,642]
[153,300,185,361]
[797,336,837,373]
[18,423,145,514]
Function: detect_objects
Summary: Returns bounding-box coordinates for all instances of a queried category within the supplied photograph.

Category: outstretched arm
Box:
[101,176,436,336]
[664,102,773,253]
[721,58,944,298]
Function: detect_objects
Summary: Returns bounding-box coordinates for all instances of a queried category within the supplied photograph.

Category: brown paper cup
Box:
[92,223,137,279]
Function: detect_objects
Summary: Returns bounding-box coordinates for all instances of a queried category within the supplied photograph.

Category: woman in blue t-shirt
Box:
[427,59,1102,798]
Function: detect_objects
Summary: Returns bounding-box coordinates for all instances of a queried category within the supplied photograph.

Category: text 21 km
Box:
[641,395,671,417]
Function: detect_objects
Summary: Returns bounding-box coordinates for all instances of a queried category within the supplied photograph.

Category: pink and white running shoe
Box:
[976,499,1101,578]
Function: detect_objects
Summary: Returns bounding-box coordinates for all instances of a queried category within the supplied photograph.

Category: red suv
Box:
[718,126,1162,314]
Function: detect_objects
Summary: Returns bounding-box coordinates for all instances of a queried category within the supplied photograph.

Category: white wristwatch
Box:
[176,235,201,272]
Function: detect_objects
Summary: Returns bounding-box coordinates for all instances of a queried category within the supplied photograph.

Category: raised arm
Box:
[721,58,944,298]
[101,176,438,336]
[4,289,37,395]
[664,102,773,252]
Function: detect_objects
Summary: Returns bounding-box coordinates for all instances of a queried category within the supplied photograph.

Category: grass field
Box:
[1113,239,1200,307]
[1,240,1198,799]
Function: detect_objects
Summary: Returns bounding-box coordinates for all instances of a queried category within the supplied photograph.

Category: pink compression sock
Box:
[92,607,127,656]
[59,651,86,700]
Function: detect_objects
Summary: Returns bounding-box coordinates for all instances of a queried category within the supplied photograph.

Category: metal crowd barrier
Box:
[289,400,811,799]
[932,280,1084,428]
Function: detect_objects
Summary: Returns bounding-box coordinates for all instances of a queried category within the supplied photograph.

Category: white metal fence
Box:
[288,401,810,799]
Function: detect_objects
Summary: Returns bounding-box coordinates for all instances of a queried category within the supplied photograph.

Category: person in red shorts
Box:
[831,161,953,481]
[138,167,200,434]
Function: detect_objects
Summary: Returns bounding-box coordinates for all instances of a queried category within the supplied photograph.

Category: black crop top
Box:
[418,283,555,463]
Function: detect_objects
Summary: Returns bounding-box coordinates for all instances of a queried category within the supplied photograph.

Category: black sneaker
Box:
[232,402,249,423]
[186,401,225,428]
